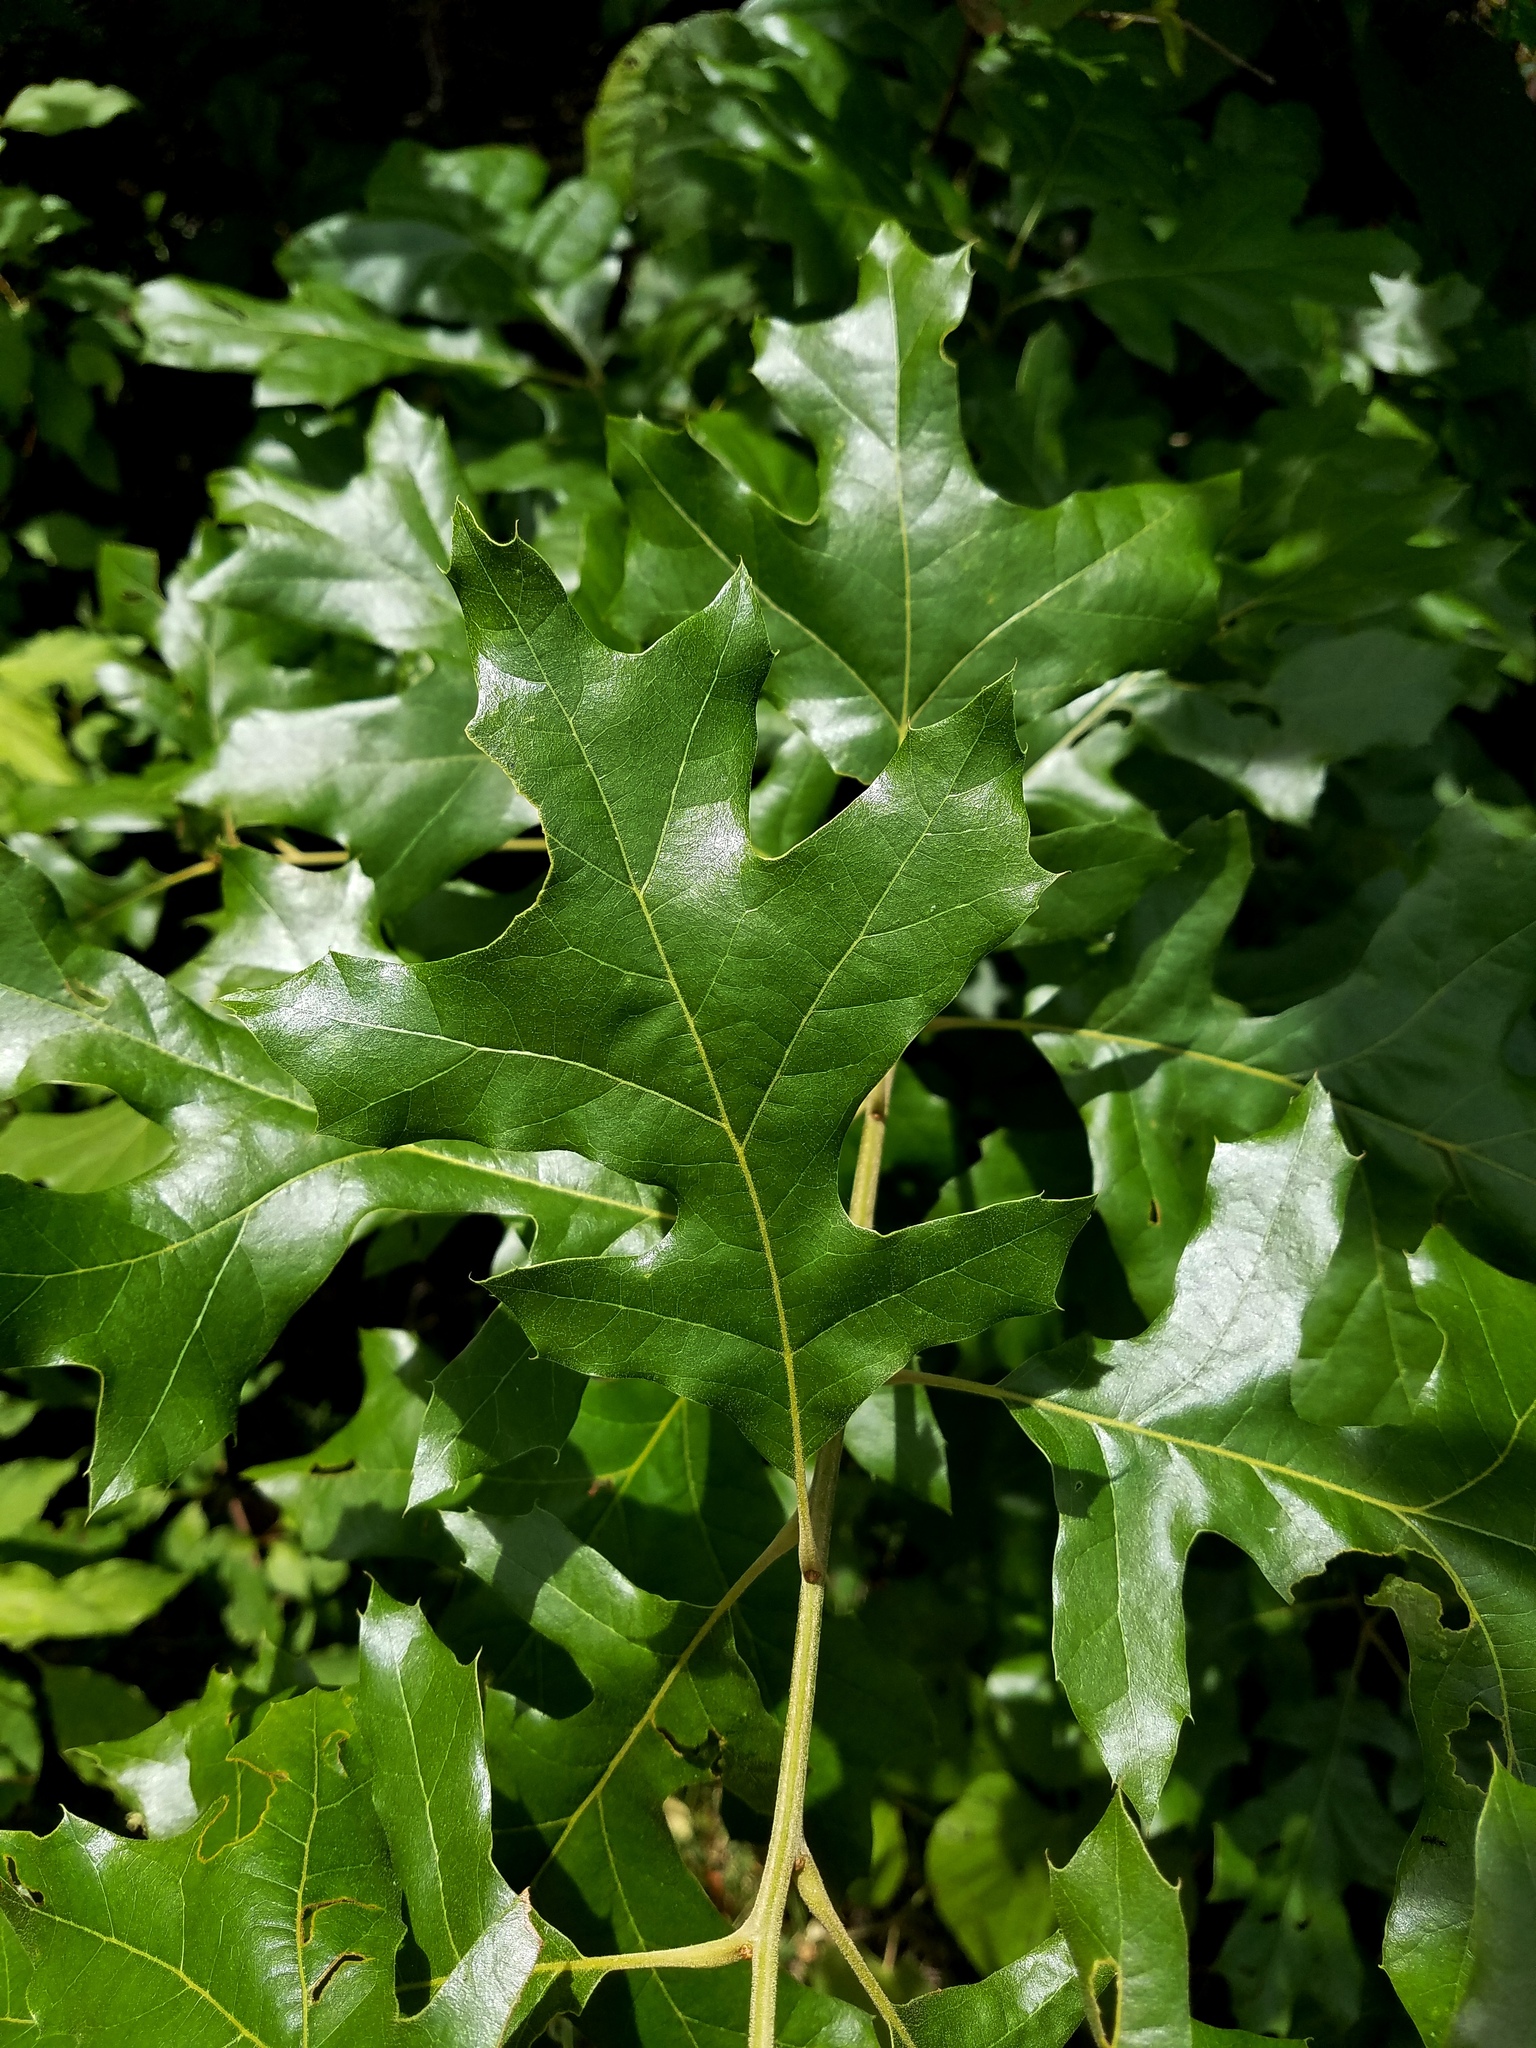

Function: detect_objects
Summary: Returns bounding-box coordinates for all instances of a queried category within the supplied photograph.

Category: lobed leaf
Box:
[608,223,1233,780]
[245,527,1088,1473]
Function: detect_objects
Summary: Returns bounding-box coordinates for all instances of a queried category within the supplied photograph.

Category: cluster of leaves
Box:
[3,1,1536,2043]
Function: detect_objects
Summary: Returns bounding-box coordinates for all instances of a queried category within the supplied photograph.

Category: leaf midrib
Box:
[476,545,811,1481]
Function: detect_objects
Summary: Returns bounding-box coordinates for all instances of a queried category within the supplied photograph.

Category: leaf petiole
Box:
[796,1848,917,2048]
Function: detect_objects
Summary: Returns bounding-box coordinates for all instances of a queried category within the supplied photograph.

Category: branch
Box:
[1082,9,1276,85]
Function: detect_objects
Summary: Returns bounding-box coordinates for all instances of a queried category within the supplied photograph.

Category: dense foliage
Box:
[2,2,1536,2042]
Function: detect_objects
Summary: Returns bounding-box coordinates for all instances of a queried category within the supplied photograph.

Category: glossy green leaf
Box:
[245,529,1086,1474]
[357,1586,517,1985]
[0,1659,539,2043]
[1373,1575,1503,2047]
[135,276,531,410]
[173,847,390,1009]
[1291,1175,1444,1427]
[1008,1086,1536,1818]
[900,1934,1081,2047]
[609,223,1232,780]
[1034,797,1536,1304]
[196,392,470,660]
[1050,1793,1304,2048]
[62,1667,245,1838]
[0,847,683,1503]
[1443,1762,1536,2048]
[408,1309,585,1511]
[182,668,536,919]
[451,1504,780,2039]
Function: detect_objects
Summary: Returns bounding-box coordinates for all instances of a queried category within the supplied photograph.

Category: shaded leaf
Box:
[1443,1762,1536,2048]
[1373,1575,1503,2047]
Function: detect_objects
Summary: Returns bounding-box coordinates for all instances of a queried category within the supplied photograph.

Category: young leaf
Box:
[609,223,1232,780]
[244,530,1088,1478]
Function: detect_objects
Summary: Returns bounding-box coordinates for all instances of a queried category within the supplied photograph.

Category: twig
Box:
[498,835,548,853]
[77,856,219,922]
[1082,10,1276,85]
[926,23,977,152]
[268,837,351,867]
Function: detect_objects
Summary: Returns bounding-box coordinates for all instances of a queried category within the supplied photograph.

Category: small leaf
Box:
[1373,1576,1502,2047]
[2,80,137,136]
[844,1379,950,1511]
[358,1586,517,1982]
[173,847,391,1010]
[900,1933,1081,2046]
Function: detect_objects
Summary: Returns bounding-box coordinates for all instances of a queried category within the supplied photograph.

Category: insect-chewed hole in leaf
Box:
[309,1952,368,2003]
[3,1855,41,1905]
[662,1782,762,1923]
[394,1899,432,2017]
[1051,1465,1109,1519]
[1450,1704,1508,1794]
